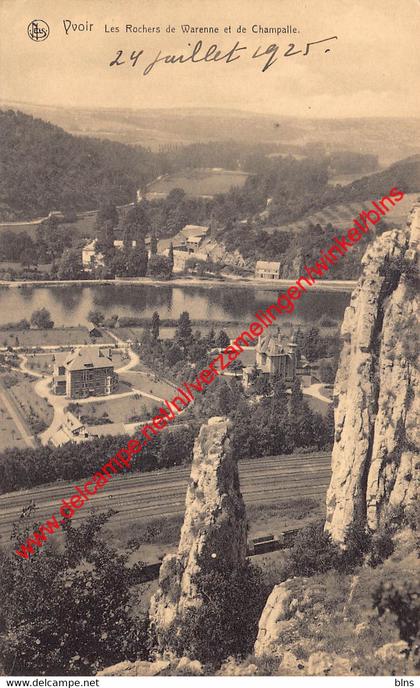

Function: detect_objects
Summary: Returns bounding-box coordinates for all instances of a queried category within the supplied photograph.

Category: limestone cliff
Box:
[325,206,419,542]
[149,416,248,644]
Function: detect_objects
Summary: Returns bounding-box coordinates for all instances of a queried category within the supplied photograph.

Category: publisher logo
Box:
[27,19,50,42]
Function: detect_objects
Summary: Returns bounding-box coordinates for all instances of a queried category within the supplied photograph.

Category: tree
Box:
[125,244,148,277]
[57,249,83,280]
[318,359,336,384]
[147,255,172,279]
[217,381,234,415]
[289,377,304,414]
[30,308,54,329]
[88,310,105,327]
[150,233,158,255]
[168,242,174,270]
[151,311,160,341]
[175,311,193,349]
[166,187,186,210]
[166,342,184,367]
[216,329,230,349]
[100,219,115,249]
[122,203,151,245]
[253,372,272,396]
[107,250,128,277]
[20,248,38,269]
[206,327,216,349]
[1,510,148,675]
[95,201,118,233]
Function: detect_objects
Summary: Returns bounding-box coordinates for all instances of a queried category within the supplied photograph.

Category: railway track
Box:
[0,453,331,539]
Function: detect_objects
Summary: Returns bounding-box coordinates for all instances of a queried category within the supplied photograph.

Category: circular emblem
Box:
[27,19,50,42]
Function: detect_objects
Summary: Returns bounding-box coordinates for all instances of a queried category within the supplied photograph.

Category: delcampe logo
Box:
[27,19,50,41]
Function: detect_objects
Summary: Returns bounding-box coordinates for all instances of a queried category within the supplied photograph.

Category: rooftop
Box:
[63,348,113,372]
[255,260,281,271]
[180,224,209,238]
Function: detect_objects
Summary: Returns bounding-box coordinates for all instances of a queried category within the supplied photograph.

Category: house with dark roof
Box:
[242,330,297,388]
[52,348,118,399]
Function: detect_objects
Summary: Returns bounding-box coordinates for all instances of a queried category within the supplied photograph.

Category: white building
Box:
[82,239,105,271]
[113,239,137,249]
[255,260,282,280]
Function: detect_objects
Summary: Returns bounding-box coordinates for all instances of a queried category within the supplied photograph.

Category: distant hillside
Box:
[0,109,159,220]
[2,101,420,164]
[326,155,420,203]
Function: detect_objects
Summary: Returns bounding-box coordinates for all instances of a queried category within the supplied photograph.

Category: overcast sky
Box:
[1,0,419,117]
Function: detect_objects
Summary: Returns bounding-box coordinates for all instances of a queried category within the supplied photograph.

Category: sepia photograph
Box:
[0,0,419,683]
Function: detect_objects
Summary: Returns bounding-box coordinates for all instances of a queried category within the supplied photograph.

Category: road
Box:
[0,380,36,448]
[0,453,331,539]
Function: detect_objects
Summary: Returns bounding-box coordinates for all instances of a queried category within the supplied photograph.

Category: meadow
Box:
[146,168,249,198]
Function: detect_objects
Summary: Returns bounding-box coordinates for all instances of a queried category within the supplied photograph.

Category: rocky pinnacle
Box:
[149,416,248,644]
[325,205,419,542]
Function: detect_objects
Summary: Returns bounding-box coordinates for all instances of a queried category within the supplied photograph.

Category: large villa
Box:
[52,348,118,399]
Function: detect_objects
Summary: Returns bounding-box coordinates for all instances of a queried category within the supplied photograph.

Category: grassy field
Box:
[0,327,114,348]
[0,213,97,240]
[0,393,28,451]
[120,371,174,397]
[147,168,249,198]
[78,394,160,425]
[0,222,43,239]
[6,374,53,434]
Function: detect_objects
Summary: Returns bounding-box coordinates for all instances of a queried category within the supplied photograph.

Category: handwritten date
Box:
[109,36,338,76]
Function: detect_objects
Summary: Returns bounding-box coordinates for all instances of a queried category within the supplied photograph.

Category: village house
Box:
[165,247,210,273]
[113,239,137,249]
[52,348,118,399]
[181,224,210,251]
[82,239,105,271]
[255,260,282,280]
[51,411,126,447]
[242,330,297,388]
[82,238,137,271]
[160,224,210,254]
[158,224,211,273]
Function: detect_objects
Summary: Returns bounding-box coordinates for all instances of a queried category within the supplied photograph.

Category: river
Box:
[0,283,350,327]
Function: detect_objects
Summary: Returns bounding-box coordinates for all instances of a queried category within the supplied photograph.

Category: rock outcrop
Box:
[254,581,296,658]
[149,416,248,644]
[325,206,419,542]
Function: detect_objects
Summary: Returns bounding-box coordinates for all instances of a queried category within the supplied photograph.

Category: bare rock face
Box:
[254,581,295,657]
[97,659,171,676]
[307,652,352,676]
[149,416,247,644]
[325,206,419,542]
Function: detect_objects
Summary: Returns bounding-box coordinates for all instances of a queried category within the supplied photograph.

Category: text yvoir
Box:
[14,186,405,559]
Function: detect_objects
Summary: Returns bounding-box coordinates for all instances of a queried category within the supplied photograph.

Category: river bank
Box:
[0,275,357,292]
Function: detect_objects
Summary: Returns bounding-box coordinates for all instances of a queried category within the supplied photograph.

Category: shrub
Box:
[367,527,395,568]
[372,581,419,648]
[338,521,372,573]
[285,522,341,577]
[157,559,269,669]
